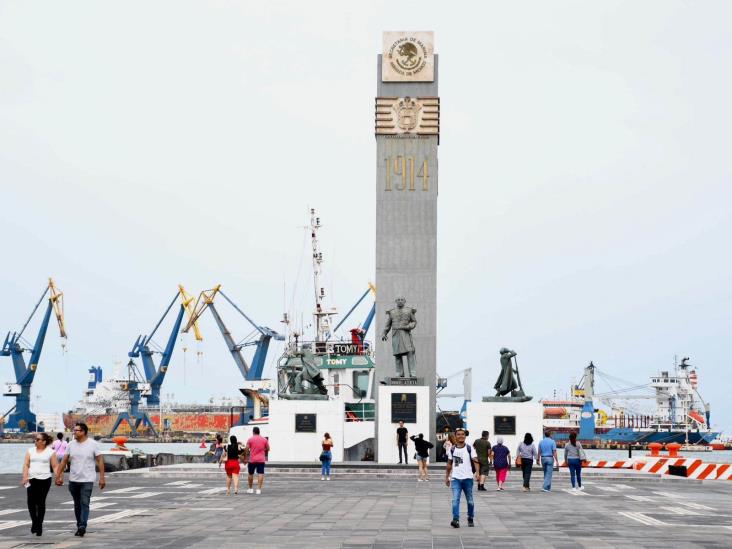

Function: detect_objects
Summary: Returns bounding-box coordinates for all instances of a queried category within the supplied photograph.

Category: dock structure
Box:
[2,466,732,547]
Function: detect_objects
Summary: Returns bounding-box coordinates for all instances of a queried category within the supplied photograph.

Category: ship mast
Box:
[310,208,337,344]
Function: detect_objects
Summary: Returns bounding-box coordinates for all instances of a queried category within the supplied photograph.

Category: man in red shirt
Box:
[245,427,270,494]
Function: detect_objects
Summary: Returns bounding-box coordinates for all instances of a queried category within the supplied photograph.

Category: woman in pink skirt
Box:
[491,436,511,491]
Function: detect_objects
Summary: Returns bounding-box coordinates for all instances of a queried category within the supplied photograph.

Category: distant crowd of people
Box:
[396,423,587,528]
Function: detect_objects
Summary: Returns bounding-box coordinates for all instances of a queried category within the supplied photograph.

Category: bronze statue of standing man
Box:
[381,297,417,377]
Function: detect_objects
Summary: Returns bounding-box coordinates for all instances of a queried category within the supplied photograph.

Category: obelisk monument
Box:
[375,32,439,460]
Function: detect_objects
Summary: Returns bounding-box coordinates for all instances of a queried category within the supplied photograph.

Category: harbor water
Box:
[0,442,207,474]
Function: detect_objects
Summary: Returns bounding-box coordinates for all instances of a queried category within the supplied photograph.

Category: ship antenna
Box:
[310,208,337,344]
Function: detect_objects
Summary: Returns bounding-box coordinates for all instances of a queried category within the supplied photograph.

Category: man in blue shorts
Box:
[246,427,270,494]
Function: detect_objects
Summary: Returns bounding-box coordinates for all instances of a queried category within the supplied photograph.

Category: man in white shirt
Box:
[444,427,479,528]
[55,422,105,537]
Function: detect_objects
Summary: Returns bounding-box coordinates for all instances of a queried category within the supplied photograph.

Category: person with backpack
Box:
[491,436,511,491]
[409,433,434,481]
[444,427,479,528]
[472,430,491,491]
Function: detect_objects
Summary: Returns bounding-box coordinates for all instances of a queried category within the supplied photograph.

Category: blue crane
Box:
[127,285,201,407]
[109,360,158,437]
[2,279,67,432]
[183,285,284,424]
[333,283,376,347]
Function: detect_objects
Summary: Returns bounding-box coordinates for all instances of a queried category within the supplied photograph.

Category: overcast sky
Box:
[1,1,731,433]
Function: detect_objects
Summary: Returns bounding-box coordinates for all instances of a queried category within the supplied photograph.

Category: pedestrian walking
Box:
[445,428,478,528]
[516,433,537,491]
[221,435,241,495]
[21,432,58,536]
[472,431,491,491]
[320,432,333,480]
[52,433,69,472]
[245,426,270,495]
[491,436,511,491]
[55,422,105,537]
[51,432,67,460]
[396,421,408,464]
[564,432,585,490]
[410,433,434,481]
[213,434,224,467]
[537,431,558,492]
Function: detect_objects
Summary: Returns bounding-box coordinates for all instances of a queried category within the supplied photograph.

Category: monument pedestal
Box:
[377,385,430,463]
[268,399,344,462]
[466,400,543,453]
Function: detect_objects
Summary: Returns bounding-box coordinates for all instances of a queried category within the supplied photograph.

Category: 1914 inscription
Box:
[384,156,429,191]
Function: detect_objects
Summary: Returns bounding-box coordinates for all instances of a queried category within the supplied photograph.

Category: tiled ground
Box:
[1,470,731,548]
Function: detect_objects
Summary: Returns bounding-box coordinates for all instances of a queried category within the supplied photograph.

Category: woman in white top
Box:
[21,432,58,537]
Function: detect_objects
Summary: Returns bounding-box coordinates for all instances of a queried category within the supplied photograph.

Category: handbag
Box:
[319,451,327,462]
[579,446,587,461]
[515,455,522,467]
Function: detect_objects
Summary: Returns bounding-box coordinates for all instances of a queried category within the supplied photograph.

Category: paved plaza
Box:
[1,467,732,548]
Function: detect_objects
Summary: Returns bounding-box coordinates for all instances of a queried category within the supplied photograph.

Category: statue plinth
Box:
[384,376,424,386]
[482,396,533,403]
[277,394,329,401]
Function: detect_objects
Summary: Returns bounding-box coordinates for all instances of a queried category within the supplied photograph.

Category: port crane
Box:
[127,285,201,406]
[333,283,377,350]
[109,359,160,437]
[183,285,284,423]
[110,286,201,437]
[2,279,67,432]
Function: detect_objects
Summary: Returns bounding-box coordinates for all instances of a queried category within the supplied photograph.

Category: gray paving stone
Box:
[2,472,732,547]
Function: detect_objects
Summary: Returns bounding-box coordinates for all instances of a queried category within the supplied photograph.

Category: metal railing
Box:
[345,403,375,422]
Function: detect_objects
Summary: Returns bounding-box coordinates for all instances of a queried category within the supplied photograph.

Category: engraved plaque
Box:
[494,415,516,435]
[295,413,317,433]
[382,31,434,82]
[391,392,417,423]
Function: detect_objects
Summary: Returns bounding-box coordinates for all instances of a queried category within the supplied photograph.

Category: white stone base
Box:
[267,399,344,462]
[377,385,430,463]
[465,400,543,454]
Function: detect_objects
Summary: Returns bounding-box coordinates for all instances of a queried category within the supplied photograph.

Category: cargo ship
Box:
[542,358,719,445]
[63,366,246,436]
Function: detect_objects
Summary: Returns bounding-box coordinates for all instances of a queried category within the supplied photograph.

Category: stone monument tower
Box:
[375,32,439,461]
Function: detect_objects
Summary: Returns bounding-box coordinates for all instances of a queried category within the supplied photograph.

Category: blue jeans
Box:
[450,478,474,521]
[568,458,582,487]
[321,451,332,476]
[541,457,554,490]
[68,481,93,529]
